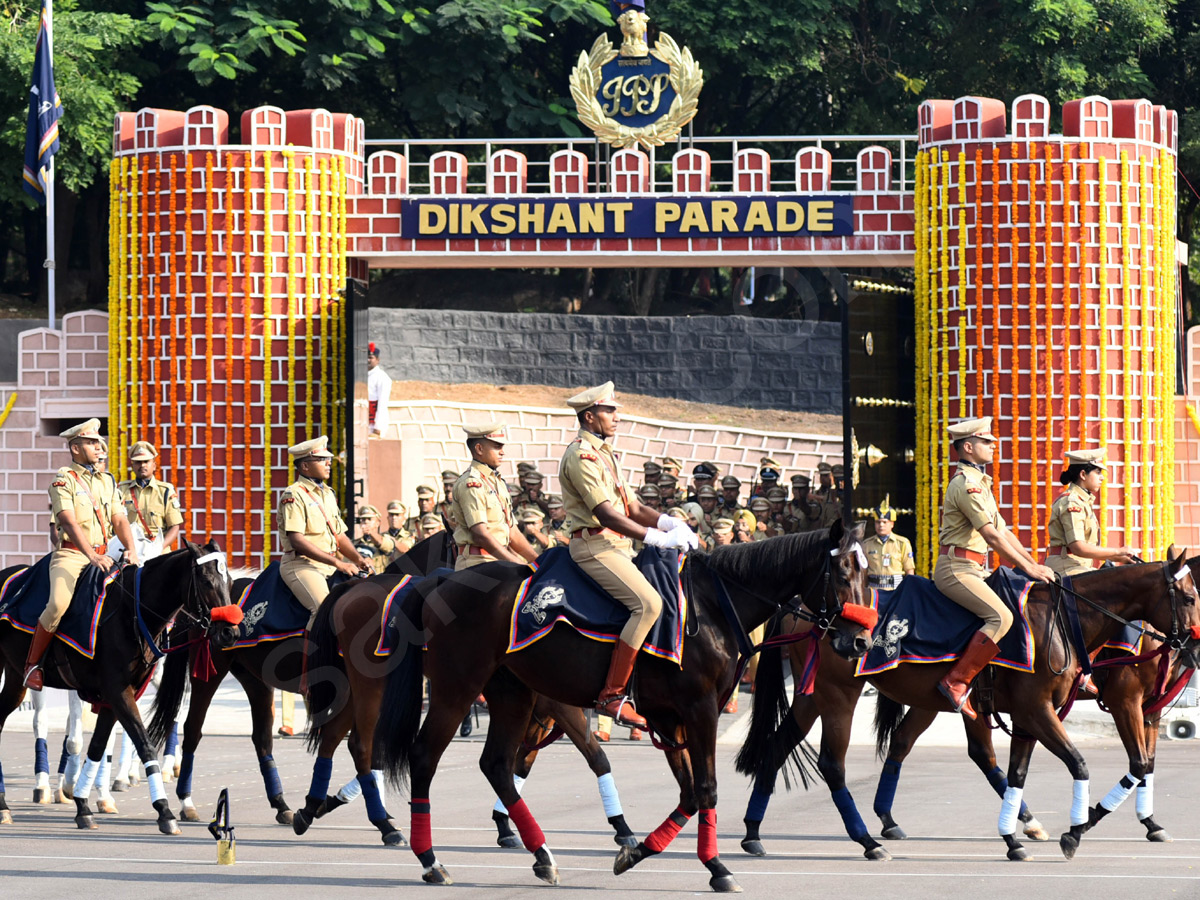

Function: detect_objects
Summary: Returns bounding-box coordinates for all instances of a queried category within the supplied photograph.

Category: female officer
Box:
[1045,448,1137,577]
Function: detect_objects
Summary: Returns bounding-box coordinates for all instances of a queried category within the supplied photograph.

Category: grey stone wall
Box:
[369,309,841,413]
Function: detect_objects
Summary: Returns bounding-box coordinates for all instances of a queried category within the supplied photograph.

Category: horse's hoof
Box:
[96,799,118,814]
[710,874,743,893]
[421,865,453,885]
[864,845,891,861]
[32,788,49,805]
[497,834,521,849]
[1007,844,1030,861]
[614,846,638,875]
[740,838,766,857]
[292,808,312,836]
[161,772,173,785]
[615,833,638,849]
[128,773,141,787]
[533,862,559,886]
[76,815,97,830]
[382,829,406,847]
[159,818,181,836]
[53,788,68,804]
[0,809,12,825]
[881,824,907,840]
[173,763,181,779]
[1023,818,1050,841]
[1059,833,1078,860]
[273,808,294,825]
[110,780,129,793]
[180,806,200,822]
[1147,827,1172,843]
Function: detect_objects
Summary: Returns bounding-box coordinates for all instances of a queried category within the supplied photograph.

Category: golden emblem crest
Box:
[568,10,703,150]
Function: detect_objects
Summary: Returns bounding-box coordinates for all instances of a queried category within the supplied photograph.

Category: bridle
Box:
[131,548,231,659]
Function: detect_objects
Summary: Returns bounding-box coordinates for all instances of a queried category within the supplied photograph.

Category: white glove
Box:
[642,528,672,548]
[643,527,699,551]
[657,513,689,532]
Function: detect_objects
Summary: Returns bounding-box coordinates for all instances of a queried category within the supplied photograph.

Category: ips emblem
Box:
[569,2,703,149]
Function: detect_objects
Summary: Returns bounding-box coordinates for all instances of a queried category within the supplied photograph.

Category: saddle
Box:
[232,562,351,647]
[0,554,122,659]
[506,546,687,665]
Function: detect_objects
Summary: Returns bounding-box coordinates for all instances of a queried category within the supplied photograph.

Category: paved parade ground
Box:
[1,683,1198,899]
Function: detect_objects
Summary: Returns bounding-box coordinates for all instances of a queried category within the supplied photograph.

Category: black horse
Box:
[374,523,873,892]
[0,540,233,834]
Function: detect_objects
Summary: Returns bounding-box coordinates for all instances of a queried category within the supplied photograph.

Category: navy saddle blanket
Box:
[233,562,352,647]
[506,546,686,665]
[856,568,1035,676]
[374,568,454,656]
[0,554,122,659]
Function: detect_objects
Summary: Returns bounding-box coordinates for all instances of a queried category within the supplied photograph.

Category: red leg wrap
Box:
[506,798,546,852]
[410,799,432,856]
[644,806,691,854]
[698,808,718,862]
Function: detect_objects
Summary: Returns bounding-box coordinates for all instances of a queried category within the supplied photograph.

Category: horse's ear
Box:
[1167,544,1179,563]
[849,521,865,542]
[829,518,845,545]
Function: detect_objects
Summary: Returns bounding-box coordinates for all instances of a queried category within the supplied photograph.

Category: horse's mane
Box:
[698,529,831,586]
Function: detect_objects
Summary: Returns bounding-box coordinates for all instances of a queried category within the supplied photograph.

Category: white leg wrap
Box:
[492,774,525,815]
[181,796,196,810]
[73,757,101,801]
[372,768,387,809]
[1100,772,1138,812]
[1136,774,1154,818]
[116,731,135,779]
[337,776,363,803]
[597,773,623,818]
[1070,779,1090,826]
[31,689,47,739]
[35,771,50,790]
[145,765,166,803]
[998,786,1023,835]
[63,752,82,791]
[96,755,113,800]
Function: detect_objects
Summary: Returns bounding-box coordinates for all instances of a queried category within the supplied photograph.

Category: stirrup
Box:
[23,665,44,691]
[937,682,976,720]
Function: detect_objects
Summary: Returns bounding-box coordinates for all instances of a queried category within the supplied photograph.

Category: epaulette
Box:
[1067,505,1082,513]
[579,452,599,462]
[51,480,67,488]
[966,486,983,494]
[466,480,483,489]
[281,496,295,505]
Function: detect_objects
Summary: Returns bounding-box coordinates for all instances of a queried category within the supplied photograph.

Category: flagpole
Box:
[44,0,55,331]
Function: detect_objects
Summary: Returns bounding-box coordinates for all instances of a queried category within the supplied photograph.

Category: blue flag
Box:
[23,1,61,204]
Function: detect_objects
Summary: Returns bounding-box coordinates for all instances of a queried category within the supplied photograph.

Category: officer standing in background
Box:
[354,504,396,574]
[406,485,436,536]
[367,343,392,438]
[636,483,662,512]
[516,469,551,516]
[642,460,663,485]
[718,474,744,519]
[862,495,915,591]
[385,500,415,554]
[814,462,835,501]
[118,441,184,551]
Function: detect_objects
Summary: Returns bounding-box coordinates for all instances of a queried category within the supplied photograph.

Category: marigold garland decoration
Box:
[284,148,298,453]
[139,156,151,450]
[243,150,254,564]
[972,148,984,417]
[956,151,968,418]
[262,149,275,566]
[224,152,235,552]
[1028,158,1039,549]
[183,152,195,531]
[204,152,216,534]
[1042,142,1054,506]
[1097,155,1109,541]
[168,155,179,484]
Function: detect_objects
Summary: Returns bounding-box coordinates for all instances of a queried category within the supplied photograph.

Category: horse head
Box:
[1166,547,1200,669]
[825,519,876,660]
[183,538,240,650]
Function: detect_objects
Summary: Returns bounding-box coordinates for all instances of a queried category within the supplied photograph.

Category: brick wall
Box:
[369,309,842,413]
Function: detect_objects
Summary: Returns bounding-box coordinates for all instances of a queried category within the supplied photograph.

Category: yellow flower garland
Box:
[127,156,139,477]
[1120,152,1133,546]
[284,148,298,452]
[939,151,950,527]
[107,159,118,459]
[956,151,968,419]
[115,156,127,471]
[243,150,254,564]
[1139,155,1153,558]
[1028,158,1039,549]
[973,148,984,417]
[263,149,274,566]
[183,152,195,525]
[1097,156,1109,541]
[304,156,317,446]
[204,152,216,534]
[224,151,235,555]
[914,151,928,571]
[319,157,330,441]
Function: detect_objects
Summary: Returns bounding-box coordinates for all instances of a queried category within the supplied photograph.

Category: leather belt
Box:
[940,544,987,566]
[868,574,903,590]
[459,545,494,557]
[61,540,104,554]
[1048,545,1067,556]
[571,526,612,539]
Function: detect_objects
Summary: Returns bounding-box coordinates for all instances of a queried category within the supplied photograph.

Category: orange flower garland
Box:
[140,156,151,446]
[1062,145,1073,443]
[1028,158,1039,549]
[1042,142,1053,504]
[243,150,254,563]
[204,151,216,534]
[224,151,235,555]
[973,148,984,416]
[1077,149,1090,438]
[183,152,195,529]
[154,161,165,451]
[990,148,1000,427]
[168,155,179,483]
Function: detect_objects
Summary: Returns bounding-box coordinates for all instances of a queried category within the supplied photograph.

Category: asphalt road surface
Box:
[2,695,1199,900]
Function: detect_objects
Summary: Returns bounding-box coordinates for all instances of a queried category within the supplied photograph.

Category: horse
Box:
[372,522,873,892]
[0,540,233,834]
[739,549,1200,862]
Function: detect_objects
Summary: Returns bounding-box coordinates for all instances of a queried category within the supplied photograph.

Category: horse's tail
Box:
[734,617,820,790]
[303,590,348,754]
[873,692,907,761]
[147,631,190,748]
[376,576,435,792]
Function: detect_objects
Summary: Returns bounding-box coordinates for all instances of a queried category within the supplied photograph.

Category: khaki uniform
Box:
[44,463,123,632]
[278,475,348,626]
[358,531,397,574]
[1046,483,1098,577]
[560,429,662,648]
[117,477,183,542]
[933,463,1013,642]
[386,527,415,559]
[864,533,915,590]
[438,499,458,532]
[450,460,514,570]
[403,515,424,538]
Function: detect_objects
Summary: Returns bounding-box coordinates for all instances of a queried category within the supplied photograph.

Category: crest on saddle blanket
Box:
[856,569,1035,676]
[507,546,687,665]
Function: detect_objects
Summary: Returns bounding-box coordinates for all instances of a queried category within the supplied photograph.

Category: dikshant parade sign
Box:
[401,195,855,239]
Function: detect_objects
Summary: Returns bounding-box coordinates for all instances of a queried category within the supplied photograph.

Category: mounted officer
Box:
[934,417,1055,718]
[560,382,697,728]
[449,423,538,569]
[117,441,184,554]
[1046,448,1137,576]
[862,495,915,591]
[278,436,370,628]
[25,419,140,690]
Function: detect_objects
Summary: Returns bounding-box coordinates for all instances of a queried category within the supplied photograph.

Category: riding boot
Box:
[23,624,55,691]
[937,631,1000,720]
[595,640,647,728]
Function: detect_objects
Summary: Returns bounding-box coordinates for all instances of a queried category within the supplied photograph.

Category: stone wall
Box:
[369,309,842,413]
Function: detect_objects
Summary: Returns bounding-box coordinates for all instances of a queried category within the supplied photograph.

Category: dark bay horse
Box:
[374,523,873,892]
[0,540,232,834]
[739,551,1200,862]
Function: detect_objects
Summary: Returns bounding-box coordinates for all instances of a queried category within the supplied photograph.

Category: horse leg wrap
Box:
[96,754,112,799]
[697,808,718,863]
[596,773,623,818]
[1099,773,1138,813]
[336,776,363,804]
[644,807,691,854]
[1070,779,1090,826]
[410,798,433,857]
[0,760,6,794]
[1136,774,1154,818]
[745,785,771,822]
[998,786,1023,835]
[35,738,49,776]
[830,787,870,843]
[56,736,70,776]
[258,755,282,798]
[358,773,388,821]
[63,751,82,791]
[143,761,166,804]
[73,756,101,801]
[177,753,196,799]
[873,759,902,817]
[505,798,545,852]
[164,722,179,758]
[493,773,525,815]
[307,757,333,802]
[987,766,1032,819]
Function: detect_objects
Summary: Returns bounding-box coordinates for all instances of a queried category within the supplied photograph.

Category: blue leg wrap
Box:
[831,786,870,843]
[0,759,6,793]
[358,773,388,821]
[873,759,902,817]
[35,738,49,776]
[745,784,772,822]
[308,756,333,800]
[164,723,179,757]
[56,736,70,775]
[177,753,195,798]
[259,755,283,798]
[985,765,1028,816]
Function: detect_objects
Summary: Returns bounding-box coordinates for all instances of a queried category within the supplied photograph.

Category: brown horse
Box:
[739,551,1200,862]
[372,524,872,892]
